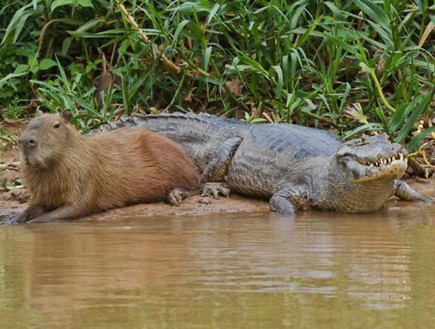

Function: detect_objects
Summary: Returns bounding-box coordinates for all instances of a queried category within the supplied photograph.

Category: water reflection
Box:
[0,202,434,328]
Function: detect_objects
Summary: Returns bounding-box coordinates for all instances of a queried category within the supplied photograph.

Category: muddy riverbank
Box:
[1,118,434,222]
[1,179,433,223]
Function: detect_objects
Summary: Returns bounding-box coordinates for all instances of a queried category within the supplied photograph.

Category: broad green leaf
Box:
[173,20,190,46]
[359,62,373,74]
[374,107,388,129]
[295,15,322,48]
[1,3,35,48]
[168,1,212,14]
[118,39,130,57]
[51,0,94,12]
[408,127,435,152]
[207,3,221,25]
[61,37,72,56]
[203,46,212,72]
[395,92,434,143]
[324,33,363,61]
[342,123,384,139]
[51,0,74,11]
[272,65,283,99]
[39,58,58,70]
[388,96,421,133]
[77,0,94,8]
[14,64,30,74]
[68,17,105,37]
[0,73,27,88]
[290,3,307,29]
[354,0,390,30]
[324,1,343,17]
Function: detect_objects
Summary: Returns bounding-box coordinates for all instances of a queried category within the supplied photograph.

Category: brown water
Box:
[1,202,435,329]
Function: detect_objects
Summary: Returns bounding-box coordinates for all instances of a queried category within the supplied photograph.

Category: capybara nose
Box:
[19,137,37,148]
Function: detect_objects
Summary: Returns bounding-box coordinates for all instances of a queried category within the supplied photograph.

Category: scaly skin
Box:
[107,113,434,214]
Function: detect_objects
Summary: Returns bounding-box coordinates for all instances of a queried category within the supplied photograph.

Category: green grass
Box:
[0,0,434,151]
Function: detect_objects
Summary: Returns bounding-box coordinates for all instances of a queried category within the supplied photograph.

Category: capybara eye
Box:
[53,123,61,129]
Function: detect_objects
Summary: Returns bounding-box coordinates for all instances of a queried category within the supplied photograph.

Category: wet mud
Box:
[0,191,270,222]
[0,179,433,223]
[1,118,434,222]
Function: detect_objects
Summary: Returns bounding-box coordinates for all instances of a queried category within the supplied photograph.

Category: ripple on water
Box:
[0,206,435,327]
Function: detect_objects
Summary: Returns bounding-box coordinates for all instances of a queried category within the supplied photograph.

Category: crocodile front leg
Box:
[201,182,231,198]
[393,180,434,203]
[202,137,243,182]
[269,185,311,214]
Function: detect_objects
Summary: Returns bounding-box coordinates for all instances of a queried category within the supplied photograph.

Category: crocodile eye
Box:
[353,137,369,146]
[349,139,363,147]
[360,135,371,145]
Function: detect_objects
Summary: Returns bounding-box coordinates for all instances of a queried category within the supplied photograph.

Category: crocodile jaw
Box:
[340,152,408,182]
[336,135,408,183]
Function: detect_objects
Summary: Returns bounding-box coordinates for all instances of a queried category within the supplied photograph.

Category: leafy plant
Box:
[0,0,433,156]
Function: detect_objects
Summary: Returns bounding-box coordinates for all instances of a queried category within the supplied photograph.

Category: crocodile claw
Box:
[201,182,231,198]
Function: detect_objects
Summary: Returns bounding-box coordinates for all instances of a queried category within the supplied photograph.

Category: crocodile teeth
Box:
[368,154,406,167]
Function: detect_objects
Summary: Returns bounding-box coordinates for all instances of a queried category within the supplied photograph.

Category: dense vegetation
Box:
[0,1,434,155]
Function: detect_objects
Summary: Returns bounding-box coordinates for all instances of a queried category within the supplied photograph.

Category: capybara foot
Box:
[167,187,191,206]
[3,215,25,225]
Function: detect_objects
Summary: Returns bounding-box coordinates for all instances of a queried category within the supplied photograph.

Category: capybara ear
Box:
[60,109,73,122]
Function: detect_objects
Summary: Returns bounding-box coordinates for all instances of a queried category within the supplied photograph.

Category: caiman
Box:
[107,113,434,214]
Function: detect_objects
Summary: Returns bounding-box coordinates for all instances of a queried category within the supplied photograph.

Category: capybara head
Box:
[18,111,75,168]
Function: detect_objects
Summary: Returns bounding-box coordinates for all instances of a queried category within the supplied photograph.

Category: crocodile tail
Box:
[127,112,243,141]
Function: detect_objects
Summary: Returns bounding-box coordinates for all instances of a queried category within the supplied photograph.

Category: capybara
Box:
[8,111,200,224]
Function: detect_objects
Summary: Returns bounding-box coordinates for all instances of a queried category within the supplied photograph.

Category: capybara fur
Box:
[9,112,200,223]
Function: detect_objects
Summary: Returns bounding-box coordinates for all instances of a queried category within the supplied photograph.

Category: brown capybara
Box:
[8,111,200,224]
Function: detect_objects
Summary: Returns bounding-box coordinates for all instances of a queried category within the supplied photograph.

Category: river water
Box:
[0,201,434,329]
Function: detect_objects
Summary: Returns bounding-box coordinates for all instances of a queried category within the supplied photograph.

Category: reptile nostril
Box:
[28,139,36,146]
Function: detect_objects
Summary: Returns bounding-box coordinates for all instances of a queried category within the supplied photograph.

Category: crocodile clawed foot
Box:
[201,182,231,199]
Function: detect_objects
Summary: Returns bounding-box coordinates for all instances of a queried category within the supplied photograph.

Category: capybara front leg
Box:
[28,205,80,223]
[6,205,49,224]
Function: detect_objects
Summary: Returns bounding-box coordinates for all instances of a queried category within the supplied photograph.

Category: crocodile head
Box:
[335,134,408,182]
